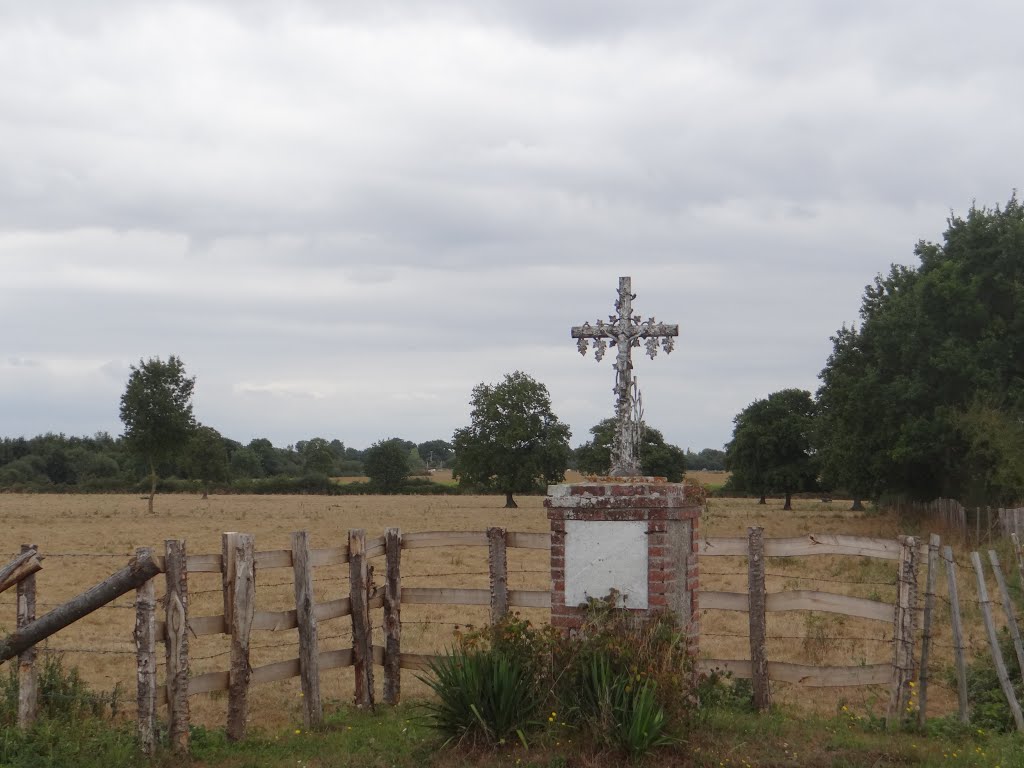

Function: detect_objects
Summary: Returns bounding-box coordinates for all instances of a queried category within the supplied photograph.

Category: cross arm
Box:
[571,323,615,340]
[636,322,679,339]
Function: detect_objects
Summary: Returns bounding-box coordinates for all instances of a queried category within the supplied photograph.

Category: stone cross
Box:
[572,276,679,476]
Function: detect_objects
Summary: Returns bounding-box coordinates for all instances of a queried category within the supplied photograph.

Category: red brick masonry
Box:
[545,480,701,653]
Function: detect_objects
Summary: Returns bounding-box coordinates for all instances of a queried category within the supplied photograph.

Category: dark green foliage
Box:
[452,372,571,507]
[817,195,1024,503]
[418,439,455,469]
[182,424,230,490]
[300,437,337,476]
[575,419,687,481]
[364,438,411,491]
[420,648,539,747]
[685,448,727,471]
[725,389,818,508]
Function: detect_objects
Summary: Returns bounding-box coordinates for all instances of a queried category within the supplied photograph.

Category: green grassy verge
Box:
[3,702,1022,767]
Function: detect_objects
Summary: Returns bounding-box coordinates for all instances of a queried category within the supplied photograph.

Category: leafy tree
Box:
[817,195,1024,504]
[452,371,571,508]
[725,389,818,510]
[119,355,196,513]
[575,419,686,482]
[418,439,455,468]
[229,447,264,479]
[684,448,727,471]
[364,438,410,491]
[182,424,230,496]
[407,446,427,474]
[300,437,336,476]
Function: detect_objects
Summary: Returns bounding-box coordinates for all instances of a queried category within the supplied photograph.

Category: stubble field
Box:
[0,489,981,730]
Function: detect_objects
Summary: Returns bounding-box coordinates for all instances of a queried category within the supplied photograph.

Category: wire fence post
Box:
[291,530,323,727]
[225,533,255,742]
[164,539,191,753]
[16,543,38,730]
[941,545,970,723]
[887,535,918,728]
[747,526,770,712]
[133,547,157,756]
[917,534,939,727]
[487,527,509,624]
[383,527,402,706]
[349,529,374,710]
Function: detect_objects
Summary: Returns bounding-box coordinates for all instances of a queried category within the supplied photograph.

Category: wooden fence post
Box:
[941,546,970,723]
[16,544,37,730]
[164,539,190,753]
[225,533,255,741]
[917,534,939,728]
[133,547,157,756]
[970,551,1024,731]
[1011,533,1024,592]
[291,530,323,727]
[987,550,1024,676]
[349,529,374,710]
[887,535,918,727]
[383,527,402,706]
[487,527,508,624]
[747,526,770,712]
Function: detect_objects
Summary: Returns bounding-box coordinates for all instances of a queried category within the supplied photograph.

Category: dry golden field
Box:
[0,491,994,730]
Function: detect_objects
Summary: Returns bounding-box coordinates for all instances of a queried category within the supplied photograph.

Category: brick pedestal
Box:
[545,480,700,650]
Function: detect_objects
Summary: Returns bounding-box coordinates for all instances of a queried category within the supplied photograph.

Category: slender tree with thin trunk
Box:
[119,356,196,513]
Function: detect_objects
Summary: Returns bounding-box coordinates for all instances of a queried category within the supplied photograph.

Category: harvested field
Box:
[0,492,993,729]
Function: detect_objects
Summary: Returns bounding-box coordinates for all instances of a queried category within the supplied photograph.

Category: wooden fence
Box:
[141,527,551,752]
[900,498,1024,544]
[7,526,1024,751]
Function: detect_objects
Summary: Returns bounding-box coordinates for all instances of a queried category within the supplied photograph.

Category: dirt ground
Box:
[0,491,989,729]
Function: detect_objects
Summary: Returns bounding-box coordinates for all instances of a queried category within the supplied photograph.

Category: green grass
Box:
[174,703,1024,768]
[3,699,1023,767]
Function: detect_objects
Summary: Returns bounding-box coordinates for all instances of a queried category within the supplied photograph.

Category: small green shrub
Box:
[420,647,539,747]
[423,605,692,758]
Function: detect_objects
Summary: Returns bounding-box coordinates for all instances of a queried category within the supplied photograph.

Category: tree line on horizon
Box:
[0,392,717,503]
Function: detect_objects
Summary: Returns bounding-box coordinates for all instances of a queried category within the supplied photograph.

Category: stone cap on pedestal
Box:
[545,481,700,520]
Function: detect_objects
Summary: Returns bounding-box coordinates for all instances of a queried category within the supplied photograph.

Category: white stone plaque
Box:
[564,520,648,609]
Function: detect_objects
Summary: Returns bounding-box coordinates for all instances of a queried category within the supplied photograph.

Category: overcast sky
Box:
[1,1,1021,453]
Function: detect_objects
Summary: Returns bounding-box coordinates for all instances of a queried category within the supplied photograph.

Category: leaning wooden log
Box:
[0,548,43,595]
[0,550,161,663]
